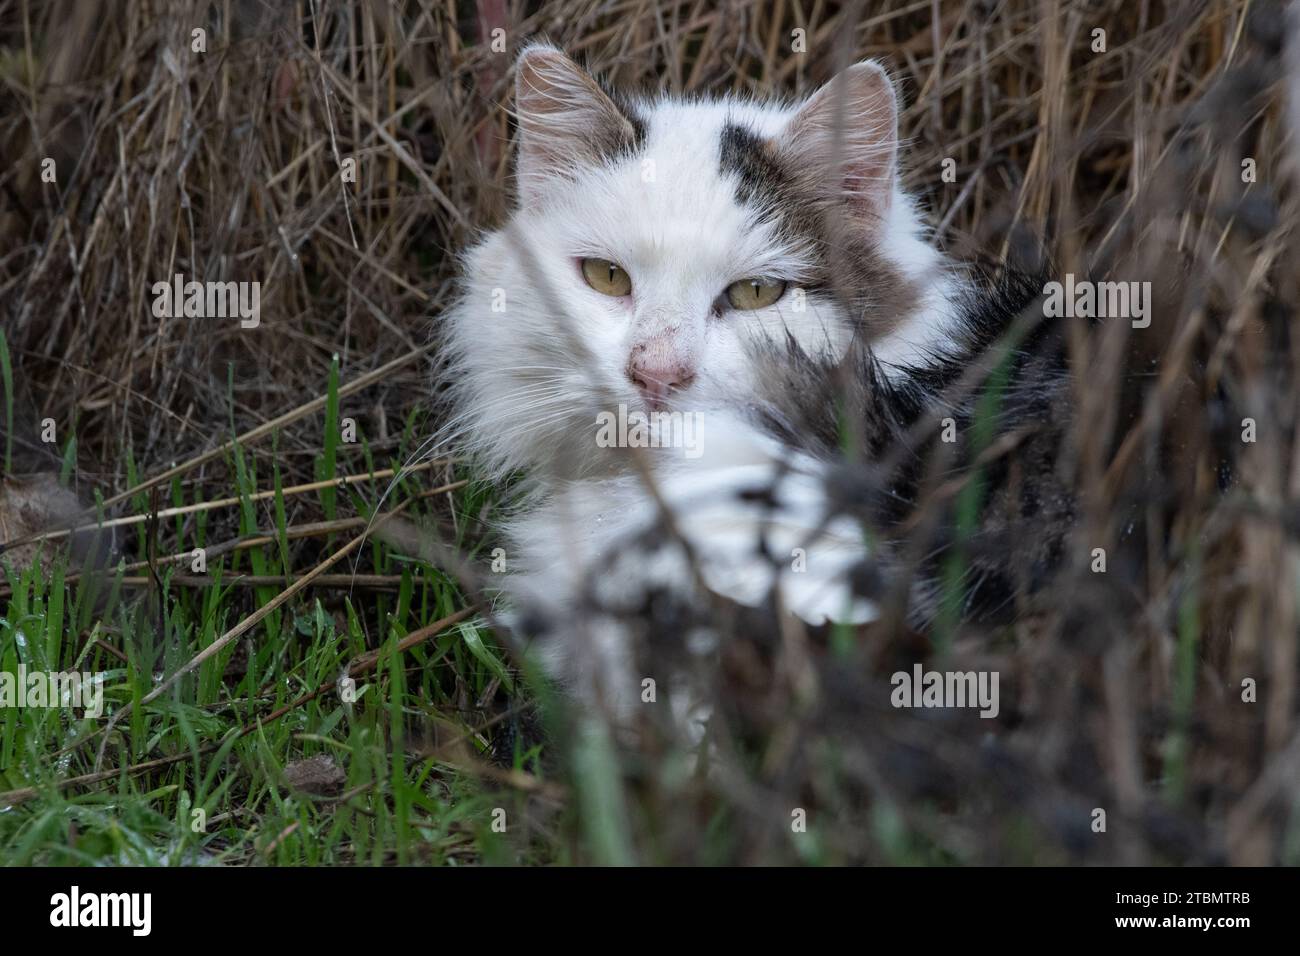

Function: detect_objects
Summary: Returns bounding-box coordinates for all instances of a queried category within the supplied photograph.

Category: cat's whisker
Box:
[343,381,575,586]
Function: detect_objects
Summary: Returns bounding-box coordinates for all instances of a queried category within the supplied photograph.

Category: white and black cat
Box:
[441,44,1068,716]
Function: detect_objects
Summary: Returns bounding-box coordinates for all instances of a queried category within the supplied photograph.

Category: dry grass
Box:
[1,0,1298,864]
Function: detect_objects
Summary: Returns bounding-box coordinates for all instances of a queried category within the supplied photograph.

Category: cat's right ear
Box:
[514,45,637,206]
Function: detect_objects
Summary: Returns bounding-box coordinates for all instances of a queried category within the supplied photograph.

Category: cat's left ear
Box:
[779,61,899,230]
[513,45,638,206]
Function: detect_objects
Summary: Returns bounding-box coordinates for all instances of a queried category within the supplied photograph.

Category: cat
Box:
[440,44,1068,720]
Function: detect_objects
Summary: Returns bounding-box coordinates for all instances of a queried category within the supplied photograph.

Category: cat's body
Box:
[442,45,1069,715]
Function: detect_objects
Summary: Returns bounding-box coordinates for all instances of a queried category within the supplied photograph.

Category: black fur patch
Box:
[717,121,919,343]
[743,262,1075,625]
[593,78,648,162]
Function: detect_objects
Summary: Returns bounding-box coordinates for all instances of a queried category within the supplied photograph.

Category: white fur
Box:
[441,47,966,713]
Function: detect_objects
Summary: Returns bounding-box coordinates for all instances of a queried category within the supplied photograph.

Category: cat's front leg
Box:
[504,421,877,725]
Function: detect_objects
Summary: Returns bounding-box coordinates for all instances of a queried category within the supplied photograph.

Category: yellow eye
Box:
[725,278,787,310]
[581,258,632,297]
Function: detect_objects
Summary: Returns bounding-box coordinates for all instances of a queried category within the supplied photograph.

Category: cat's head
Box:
[446,44,950,480]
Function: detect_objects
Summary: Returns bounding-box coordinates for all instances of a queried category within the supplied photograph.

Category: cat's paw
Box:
[619,455,878,626]
[503,416,877,721]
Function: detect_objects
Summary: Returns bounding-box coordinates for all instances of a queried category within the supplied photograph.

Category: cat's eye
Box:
[725,278,787,310]
[580,258,632,297]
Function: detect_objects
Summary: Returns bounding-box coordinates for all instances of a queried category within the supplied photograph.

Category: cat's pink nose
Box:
[627,362,695,408]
